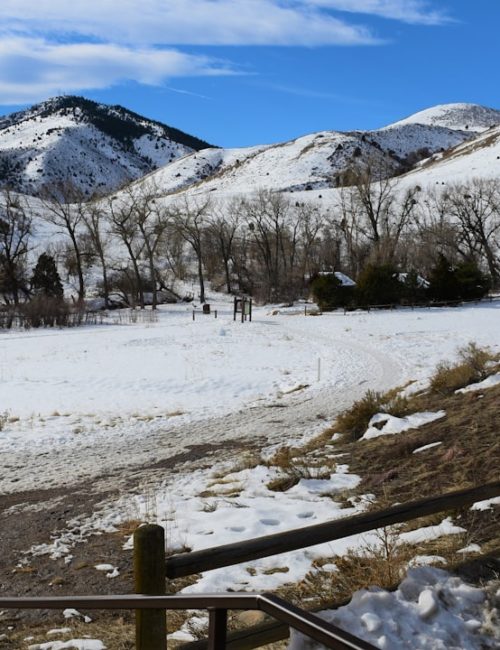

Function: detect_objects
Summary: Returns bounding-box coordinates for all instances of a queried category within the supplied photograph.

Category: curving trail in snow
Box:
[1,299,500,494]
[0,304,401,494]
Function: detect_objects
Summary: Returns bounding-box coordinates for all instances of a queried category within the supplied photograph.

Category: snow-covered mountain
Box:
[0,96,211,196]
[130,103,500,199]
[2,99,499,201]
[388,103,500,133]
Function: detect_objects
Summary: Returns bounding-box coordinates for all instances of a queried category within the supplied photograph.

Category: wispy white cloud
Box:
[263,83,381,105]
[305,0,453,26]
[0,1,379,47]
[0,37,234,104]
[0,1,452,104]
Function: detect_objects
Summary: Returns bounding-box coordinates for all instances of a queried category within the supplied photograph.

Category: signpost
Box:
[234,297,252,322]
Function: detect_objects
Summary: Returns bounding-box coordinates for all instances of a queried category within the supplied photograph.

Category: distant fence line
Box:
[0,306,158,329]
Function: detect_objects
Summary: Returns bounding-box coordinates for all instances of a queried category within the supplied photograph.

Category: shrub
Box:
[399,270,428,304]
[428,254,490,302]
[336,390,384,440]
[19,296,70,328]
[430,342,496,394]
[455,261,490,300]
[458,341,494,376]
[335,389,410,441]
[355,264,403,306]
[310,273,354,311]
[430,362,477,395]
[428,253,460,301]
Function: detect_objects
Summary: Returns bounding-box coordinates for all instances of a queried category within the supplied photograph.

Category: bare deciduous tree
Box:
[171,197,211,303]
[107,191,146,308]
[0,189,32,304]
[82,200,112,308]
[39,182,87,302]
[205,202,240,294]
[444,179,500,283]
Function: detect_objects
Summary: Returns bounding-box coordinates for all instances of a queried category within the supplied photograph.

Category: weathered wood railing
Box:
[166,482,499,579]
[1,482,498,649]
[169,481,500,649]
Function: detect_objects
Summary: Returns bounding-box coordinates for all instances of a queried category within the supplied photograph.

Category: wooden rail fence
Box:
[0,482,498,649]
[165,482,500,579]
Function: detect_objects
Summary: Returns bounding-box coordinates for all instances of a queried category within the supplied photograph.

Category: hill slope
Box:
[132,103,500,199]
[0,96,211,196]
[388,102,500,133]
[400,123,500,187]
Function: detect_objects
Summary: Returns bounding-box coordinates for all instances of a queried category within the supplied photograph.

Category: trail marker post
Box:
[234,297,252,322]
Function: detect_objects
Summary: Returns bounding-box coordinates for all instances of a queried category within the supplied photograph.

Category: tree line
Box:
[1,169,499,320]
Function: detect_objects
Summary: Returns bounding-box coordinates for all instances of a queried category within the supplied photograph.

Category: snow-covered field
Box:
[1,299,500,484]
[2,298,500,648]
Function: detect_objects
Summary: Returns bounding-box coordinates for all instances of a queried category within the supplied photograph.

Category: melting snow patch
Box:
[458,544,481,554]
[361,411,446,440]
[399,517,465,545]
[413,441,442,454]
[62,610,92,624]
[409,555,446,567]
[28,641,105,650]
[456,372,500,393]
[288,567,497,649]
[94,564,119,578]
[471,497,500,511]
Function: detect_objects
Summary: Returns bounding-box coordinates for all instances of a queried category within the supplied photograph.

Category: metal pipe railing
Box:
[0,592,377,650]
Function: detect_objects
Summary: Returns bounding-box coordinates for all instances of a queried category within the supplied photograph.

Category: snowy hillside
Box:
[0,96,211,196]
[127,103,500,200]
[133,120,473,198]
[400,123,500,187]
[388,103,500,133]
[2,99,499,210]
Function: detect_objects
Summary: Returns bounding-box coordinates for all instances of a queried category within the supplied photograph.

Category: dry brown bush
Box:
[336,390,410,441]
[430,342,497,395]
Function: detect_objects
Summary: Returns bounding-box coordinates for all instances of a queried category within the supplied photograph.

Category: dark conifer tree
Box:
[31,253,63,298]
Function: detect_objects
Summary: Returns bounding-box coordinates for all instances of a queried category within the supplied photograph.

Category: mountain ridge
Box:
[1,98,500,199]
[0,95,212,197]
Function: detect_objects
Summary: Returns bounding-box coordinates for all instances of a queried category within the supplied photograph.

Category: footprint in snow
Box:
[260,518,280,526]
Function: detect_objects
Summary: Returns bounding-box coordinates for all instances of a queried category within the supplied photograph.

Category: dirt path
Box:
[0,337,401,631]
[0,334,400,496]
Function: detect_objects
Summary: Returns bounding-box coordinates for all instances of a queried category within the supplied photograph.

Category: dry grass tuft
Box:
[335,389,410,441]
[114,519,143,536]
[3,618,136,650]
[430,342,498,395]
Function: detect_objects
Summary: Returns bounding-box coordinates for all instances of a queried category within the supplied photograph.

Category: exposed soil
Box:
[0,336,402,644]
[0,439,255,632]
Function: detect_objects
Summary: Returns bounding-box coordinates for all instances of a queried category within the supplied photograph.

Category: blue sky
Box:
[0,1,498,147]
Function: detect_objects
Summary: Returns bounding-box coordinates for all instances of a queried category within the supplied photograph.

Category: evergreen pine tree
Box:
[31,253,64,298]
[455,260,490,300]
[428,254,460,301]
[355,263,402,305]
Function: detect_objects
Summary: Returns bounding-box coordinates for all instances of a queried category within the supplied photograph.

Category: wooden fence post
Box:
[134,524,166,650]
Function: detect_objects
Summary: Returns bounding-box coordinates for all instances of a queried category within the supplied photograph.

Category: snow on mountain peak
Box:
[0,95,212,197]
[386,103,500,133]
